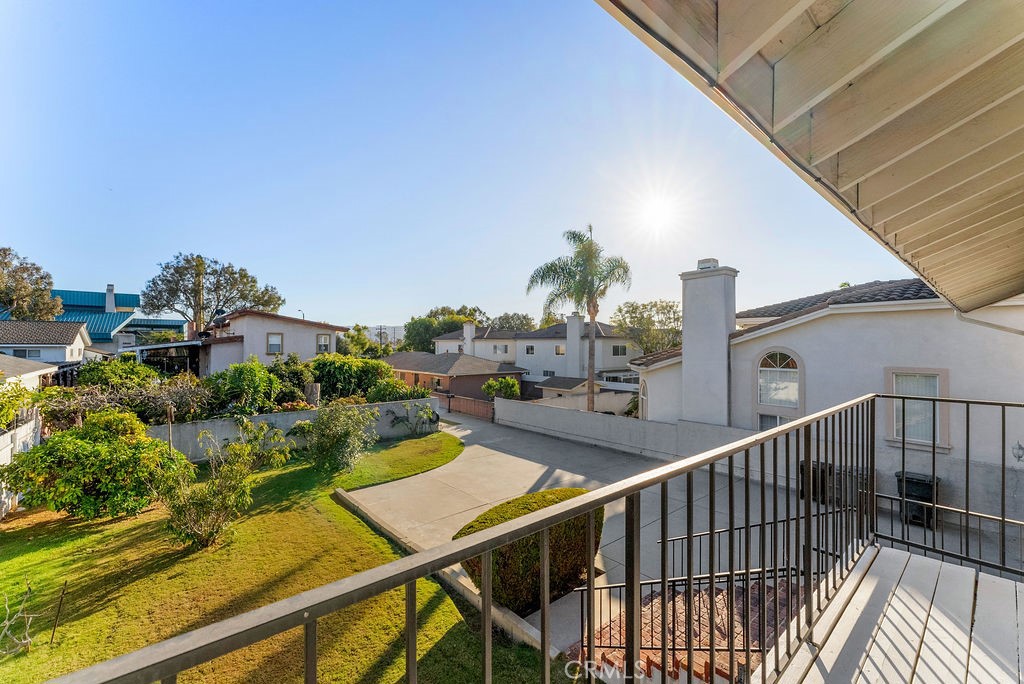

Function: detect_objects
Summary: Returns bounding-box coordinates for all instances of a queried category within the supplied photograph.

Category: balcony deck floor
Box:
[777,546,1024,683]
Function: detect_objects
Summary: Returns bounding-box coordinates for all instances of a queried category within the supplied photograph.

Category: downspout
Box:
[954,311,1024,337]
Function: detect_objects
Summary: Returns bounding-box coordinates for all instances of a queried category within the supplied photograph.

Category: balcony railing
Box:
[51,393,1024,683]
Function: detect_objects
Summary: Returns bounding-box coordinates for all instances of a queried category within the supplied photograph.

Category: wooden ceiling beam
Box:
[836,39,1024,190]
[916,227,1024,270]
[893,189,1024,248]
[718,0,816,81]
[908,213,1024,262]
[928,248,1024,282]
[957,276,1024,310]
[883,175,1024,237]
[772,0,966,131]
[778,0,1024,163]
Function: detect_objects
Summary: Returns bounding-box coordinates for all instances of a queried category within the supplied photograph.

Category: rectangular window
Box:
[758,367,799,408]
[493,344,508,354]
[12,349,26,358]
[893,372,940,442]
[266,333,283,355]
[543,370,556,377]
[554,344,566,356]
[759,414,789,431]
[525,345,535,355]
[612,344,627,357]
[316,334,330,354]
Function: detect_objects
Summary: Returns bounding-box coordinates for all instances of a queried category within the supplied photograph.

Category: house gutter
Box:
[954,311,1024,337]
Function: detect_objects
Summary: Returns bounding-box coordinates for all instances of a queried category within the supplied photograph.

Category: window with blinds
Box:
[758,352,799,408]
[893,372,939,442]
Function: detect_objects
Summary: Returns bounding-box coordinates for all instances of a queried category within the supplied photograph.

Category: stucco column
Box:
[566,313,583,377]
[462,322,476,355]
[680,259,738,426]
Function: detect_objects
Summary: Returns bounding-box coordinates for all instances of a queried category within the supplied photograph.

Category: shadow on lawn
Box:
[248,462,325,515]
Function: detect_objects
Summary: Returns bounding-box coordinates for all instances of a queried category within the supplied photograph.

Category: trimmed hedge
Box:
[453,488,603,616]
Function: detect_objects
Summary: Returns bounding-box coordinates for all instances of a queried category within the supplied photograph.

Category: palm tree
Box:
[527,225,632,411]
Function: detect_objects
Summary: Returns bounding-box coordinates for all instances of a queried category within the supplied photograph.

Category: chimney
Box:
[565,312,583,377]
[105,284,116,313]
[680,258,738,426]
[462,321,476,355]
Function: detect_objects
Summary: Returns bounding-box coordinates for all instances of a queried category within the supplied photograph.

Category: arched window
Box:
[758,352,799,408]
[638,380,648,420]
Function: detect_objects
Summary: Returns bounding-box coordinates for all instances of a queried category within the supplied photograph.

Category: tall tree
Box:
[0,248,62,320]
[140,253,284,330]
[403,314,472,352]
[527,225,631,411]
[490,312,536,331]
[425,305,489,324]
[538,310,565,329]
[611,299,682,354]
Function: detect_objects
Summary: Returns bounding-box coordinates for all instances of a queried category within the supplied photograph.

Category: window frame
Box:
[266,332,284,355]
[554,344,566,356]
[885,367,950,451]
[525,345,535,355]
[612,344,627,357]
[542,370,556,377]
[752,348,804,430]
[316,333,330,354]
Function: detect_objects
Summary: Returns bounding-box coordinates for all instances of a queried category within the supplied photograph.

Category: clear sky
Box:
[1,1,914,326]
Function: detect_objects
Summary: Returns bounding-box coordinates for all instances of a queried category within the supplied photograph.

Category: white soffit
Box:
[596,0,1024,312]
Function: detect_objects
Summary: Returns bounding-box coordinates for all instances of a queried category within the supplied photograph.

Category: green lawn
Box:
[0,459,570,683]
[334,432,464,491]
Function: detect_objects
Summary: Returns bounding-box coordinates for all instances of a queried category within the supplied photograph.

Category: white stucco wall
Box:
[217,315,338,363]
[642,362,684,423]
[0,335,86,363]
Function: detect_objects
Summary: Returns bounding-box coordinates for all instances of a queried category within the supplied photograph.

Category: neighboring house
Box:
[433,316,641,394]
[0,354,57,390]
[533,375,588,399]
[384,351,526,401]
[128,309,348,377]
[0,320,91,364]
[631,261,1024,437]
[4,285,189,353]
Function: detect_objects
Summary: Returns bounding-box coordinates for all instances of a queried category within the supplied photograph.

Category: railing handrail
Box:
[876,393,1024,408]
[54,392,879,683]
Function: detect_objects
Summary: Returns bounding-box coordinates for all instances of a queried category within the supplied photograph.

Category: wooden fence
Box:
[434,393,494,421]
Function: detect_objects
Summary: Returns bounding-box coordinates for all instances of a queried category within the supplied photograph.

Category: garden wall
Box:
[494,398,754,463]
[0,413,41,519]
[147,398,440,462]
[532,391,633,415]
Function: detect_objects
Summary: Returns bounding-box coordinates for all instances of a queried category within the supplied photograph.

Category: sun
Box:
[632,187,682,239]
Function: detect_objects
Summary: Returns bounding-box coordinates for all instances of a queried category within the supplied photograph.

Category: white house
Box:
[0,355,57,390]
[0,320,91,364]
[434,316,641,394]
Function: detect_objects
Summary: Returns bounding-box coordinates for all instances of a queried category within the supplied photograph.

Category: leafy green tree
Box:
[0,247,62,320]
[0,381,29,429]
[611,299,682,354]
[403,314,472,352]
[140,253,284,330]
[425,305,488,324]
[538,310,565,329]
[527,225,631,411]
[206,356,281,416]
[490,312,536,331]
[309,354,392,400]
[289,401,379,473]
[482,377,521,400]
[0,409,188,519]
[366,377,431,403]
[268,353,314,403]
[77,356,160,390]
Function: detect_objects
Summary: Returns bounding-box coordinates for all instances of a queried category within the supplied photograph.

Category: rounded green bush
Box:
[453,488,603,616]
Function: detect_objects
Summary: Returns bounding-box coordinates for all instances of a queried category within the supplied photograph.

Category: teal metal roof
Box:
[51,289,141,310]
[125,318,187,330]
[53,312,134,342]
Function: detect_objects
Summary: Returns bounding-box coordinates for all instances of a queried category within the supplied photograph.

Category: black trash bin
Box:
[799,461,835,504]
[895,471,940,529]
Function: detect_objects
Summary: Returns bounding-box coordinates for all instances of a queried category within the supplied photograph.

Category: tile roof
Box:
[213,309,348,332]
[384,351,526,376]
[736,279,938,319]
[0,320,88,345]
[535,376,588,390]
[433,326,523,341]
[0,354,57,379]
[515,321,622,339]
[628,346,682,368]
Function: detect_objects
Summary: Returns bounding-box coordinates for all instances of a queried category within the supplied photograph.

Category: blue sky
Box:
[0,1,914,326]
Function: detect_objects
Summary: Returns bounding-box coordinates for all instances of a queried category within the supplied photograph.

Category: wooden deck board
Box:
[967,571,1020,684]
[857,553,942,683]
[800,547,911,683]
[911,562,976,684]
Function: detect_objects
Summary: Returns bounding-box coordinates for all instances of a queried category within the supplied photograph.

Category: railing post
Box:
[540,528,551,684]
[405,582,417,684]
[624,492,642,681]
[803,424,814,636]
[868,397,876,542]
[304,619,317,684]
[586,512,596,684]
[481,551,492,684]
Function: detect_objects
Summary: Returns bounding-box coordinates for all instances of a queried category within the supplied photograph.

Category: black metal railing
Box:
[53,394,877,684]
[874,395,1024,578]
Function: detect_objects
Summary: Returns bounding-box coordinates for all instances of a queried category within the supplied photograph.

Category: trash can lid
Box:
[895,470,941,484]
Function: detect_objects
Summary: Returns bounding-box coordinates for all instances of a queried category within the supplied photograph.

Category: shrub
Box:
[453,488,603,616]
[289,401,378,473]
[366,377,431,403]
[77,356,159,390]
[384,401,439,436]
[0,409,189,519]
[268,353,314,404]
[0,382,29,429]
[157,419,286,547]
[481,377,520,400]
[275,400,315,413]
[309,354,392,401]
[206,356,281,416]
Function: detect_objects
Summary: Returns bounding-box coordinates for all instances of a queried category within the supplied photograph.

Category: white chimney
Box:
[105,284,116,313]
[565,312,584,377]
[680,259,738,426]
[462,321,476,355]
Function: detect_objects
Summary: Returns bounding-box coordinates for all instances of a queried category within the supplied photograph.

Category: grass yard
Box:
[0,458,569,683]
[334,431,464,491]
